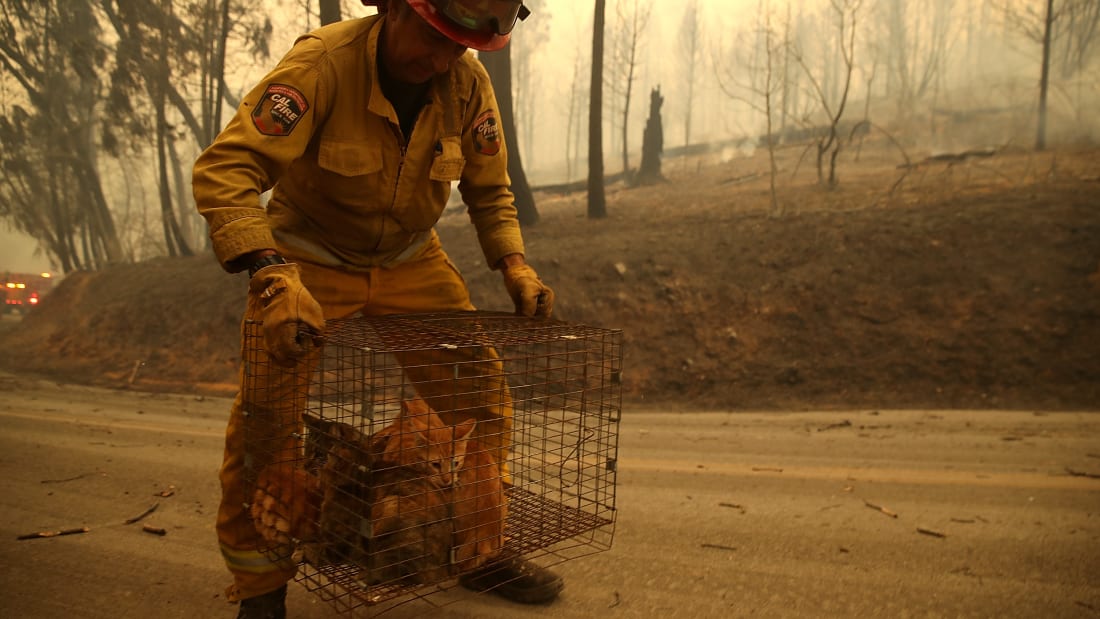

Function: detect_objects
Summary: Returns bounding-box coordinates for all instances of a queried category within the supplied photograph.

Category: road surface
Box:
[1,371,1098,618]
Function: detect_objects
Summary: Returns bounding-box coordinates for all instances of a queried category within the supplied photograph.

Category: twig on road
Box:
[141,524,167,536]
[751,467,784,473]
[718,502,746,513]
[701,543,737,552]
[1064,467,1100,479]
[863,499,898,518]
[916,527,947,538]
[817,419,852,432]
[124,503,159,525]
[17,527,90,540]
[40,471,104,484]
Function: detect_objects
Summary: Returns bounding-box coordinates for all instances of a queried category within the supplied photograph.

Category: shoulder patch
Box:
[251,84,309,136]
[472,110,501,156]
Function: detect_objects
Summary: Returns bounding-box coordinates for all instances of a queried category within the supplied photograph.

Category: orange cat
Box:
[373,398,476,488]
[451,435,506,572]
[367,397,506,582]
[259,399,507,584]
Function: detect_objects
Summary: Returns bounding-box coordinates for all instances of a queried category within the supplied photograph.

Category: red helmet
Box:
[362,0,529,51]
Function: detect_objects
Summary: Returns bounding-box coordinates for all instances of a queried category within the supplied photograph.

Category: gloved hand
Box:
[251,463,321,545]
[248,263,325,366]
[501,263,555,318]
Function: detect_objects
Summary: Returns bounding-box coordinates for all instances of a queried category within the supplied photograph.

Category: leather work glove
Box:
[501,263,555,318]
[248,263,325,367]
[251,463,321,545]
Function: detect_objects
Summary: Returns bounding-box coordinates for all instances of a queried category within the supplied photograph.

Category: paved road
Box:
[1,371,1098,618]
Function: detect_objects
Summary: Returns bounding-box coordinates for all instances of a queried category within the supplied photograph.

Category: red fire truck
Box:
[2,271,54,315]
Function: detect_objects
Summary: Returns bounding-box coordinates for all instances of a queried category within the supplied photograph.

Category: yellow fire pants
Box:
[217,233,512,602]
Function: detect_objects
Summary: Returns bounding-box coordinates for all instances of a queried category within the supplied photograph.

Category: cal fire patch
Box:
[252,84,309,136]
[472,110,501,156]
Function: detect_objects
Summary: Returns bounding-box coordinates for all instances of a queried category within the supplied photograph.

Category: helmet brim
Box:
[408,0,511,51]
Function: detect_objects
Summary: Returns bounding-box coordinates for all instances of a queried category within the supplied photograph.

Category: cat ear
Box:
[453,418,477,441]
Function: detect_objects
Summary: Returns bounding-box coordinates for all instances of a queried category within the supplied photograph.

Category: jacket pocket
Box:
[318,138,383,177]
[429,136,465,182]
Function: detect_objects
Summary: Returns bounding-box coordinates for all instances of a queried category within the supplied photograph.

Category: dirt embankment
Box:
[2,146,1098,410]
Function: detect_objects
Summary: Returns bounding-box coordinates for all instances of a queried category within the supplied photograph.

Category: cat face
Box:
[385,398,477,488]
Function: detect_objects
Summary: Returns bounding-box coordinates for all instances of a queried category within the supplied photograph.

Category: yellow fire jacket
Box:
[192,15,525,272]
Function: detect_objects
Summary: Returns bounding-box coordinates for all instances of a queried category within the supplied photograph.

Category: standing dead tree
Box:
[635,86,664,185]
[870,0,952,130]
[319,0,341,25]
[588,0,608,219]
[1037,0,1055,150]
[678,0,703,151]
[606,0,652,181]
[791,0,862,187]
[715,2,785,216]
[561,1,590,184]
[1002,0,1100,149]
[1003,0,1100,80]
[564,46,588,183]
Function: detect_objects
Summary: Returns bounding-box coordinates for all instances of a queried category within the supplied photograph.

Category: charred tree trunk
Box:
[635,86,664,185]
[1036,0,1054,150]
[588,0,608,219]
[319,0,342,26]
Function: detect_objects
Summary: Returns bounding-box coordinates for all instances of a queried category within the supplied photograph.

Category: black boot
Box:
[459,552,563,604]
[236,585,287,619]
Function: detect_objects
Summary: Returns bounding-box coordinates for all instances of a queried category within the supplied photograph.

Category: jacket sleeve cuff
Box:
[210,215,279,272]
[478,225,526,271]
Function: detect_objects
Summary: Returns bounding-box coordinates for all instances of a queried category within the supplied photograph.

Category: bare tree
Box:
[678,0,702,150]
[1003,0,1100,80]
[1037,0,1054,150]
[1056,0,1100,78]
[1001,0,1100,148]
[636,86,664,185]
[871,0,952,125]
[319,0,341,25]
[792,0,862,186]
[102,0,271,255]
[153,0,193,257]
[564,47,588,183]
[716,2,785,215]
[607,0,652,179]
[588,0,608,219]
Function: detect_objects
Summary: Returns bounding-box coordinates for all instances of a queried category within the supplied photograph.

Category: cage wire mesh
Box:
[242,311,622,615]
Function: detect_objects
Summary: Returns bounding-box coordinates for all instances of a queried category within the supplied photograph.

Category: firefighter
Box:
[192,1,560,617]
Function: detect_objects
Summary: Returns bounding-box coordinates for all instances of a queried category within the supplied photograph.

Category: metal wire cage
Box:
[242,311,622,615]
